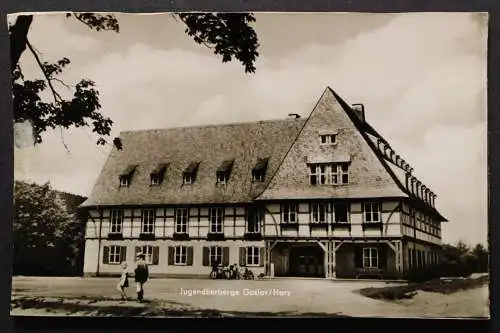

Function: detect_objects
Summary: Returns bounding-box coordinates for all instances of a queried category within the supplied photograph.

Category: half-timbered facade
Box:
[81,87,447,279]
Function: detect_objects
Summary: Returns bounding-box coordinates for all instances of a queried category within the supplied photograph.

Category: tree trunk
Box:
[9,15,33,72]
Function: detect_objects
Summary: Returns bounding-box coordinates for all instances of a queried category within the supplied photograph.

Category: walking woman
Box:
[116,261,130,300]
[134,253,149,302]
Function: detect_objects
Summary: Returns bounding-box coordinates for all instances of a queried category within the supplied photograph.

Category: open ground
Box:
[10,276,489,318]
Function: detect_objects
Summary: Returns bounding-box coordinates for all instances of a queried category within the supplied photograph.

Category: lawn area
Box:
[358,275,489,301]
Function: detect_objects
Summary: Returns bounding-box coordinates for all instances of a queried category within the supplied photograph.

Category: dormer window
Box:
[119,165,137,187]
[216,173,228,184]
[320,134,337,145]
[119,177,129,187]
[183,161,200,185]
[252,157,269,182]
[150,175,160,186]
[216,159,234,185]
[150,163,168,186]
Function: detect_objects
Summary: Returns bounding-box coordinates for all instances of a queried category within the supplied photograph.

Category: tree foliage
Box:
[406,241,489,282]
[10,12,259,146]
[13,180,87,276]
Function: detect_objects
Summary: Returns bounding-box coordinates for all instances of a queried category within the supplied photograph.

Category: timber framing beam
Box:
[316,240,327,252]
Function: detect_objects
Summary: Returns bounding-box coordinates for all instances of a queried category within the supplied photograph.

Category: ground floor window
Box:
[209,246,223,266]
[135,245,159,265]
[363,247,379,268]
[246,246,260,266]
[107,245,124,264]
[140,245,154,264]
[175,246,187,265]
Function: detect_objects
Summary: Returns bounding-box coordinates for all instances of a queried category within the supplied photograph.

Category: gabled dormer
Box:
[119,165,137,187]
[216,159,234,185]
[150,163,168,186]
[183,161,200,185]
[252,157,269,182]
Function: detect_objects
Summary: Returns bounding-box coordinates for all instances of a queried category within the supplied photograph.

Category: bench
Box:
[355,268,384,279]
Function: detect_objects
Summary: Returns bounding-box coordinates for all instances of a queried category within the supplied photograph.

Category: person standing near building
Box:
[134,253,149,302]
[116,261,130,300]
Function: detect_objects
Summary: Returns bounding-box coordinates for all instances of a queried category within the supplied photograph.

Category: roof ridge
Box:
[118,117,307,135]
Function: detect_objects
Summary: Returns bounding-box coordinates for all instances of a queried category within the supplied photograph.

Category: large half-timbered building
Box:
[81,87,447,279]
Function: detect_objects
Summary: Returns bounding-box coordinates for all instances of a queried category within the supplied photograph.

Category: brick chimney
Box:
[351,103,365,122]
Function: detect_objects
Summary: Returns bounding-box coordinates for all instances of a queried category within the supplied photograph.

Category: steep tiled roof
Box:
[81,87,446,222]
[81,119,306,206]
[327,88,447,221]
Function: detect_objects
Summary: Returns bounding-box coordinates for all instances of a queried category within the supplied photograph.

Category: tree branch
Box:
[26,39,63,104]
[9,15,33,73]
[59,128,71,154]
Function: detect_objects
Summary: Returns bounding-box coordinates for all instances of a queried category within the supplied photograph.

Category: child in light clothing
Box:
[116,261,129,300]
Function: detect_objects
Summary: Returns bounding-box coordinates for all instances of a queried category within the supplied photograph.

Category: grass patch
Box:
[358,275,488,301]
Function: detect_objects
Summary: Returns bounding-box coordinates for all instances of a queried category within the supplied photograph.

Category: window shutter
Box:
[259,247,265,267]
[152,246,160,265]
[168,247,174,265]
[134,246,141,262]
[103,246,109,264]
[222,247,230,266]
[187,247,194,266]
[121,246,127,262]
[354,247,363,268]
[239,247,246,266]
[202,247,209,266]
[379,246,387,269]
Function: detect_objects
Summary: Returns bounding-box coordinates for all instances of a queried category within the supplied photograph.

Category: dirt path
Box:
[10,277,489,318]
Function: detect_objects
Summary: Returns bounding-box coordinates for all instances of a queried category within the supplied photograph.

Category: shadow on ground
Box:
[11,296,349,318]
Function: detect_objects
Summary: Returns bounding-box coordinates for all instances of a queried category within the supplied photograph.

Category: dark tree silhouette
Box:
[10,13,259,146]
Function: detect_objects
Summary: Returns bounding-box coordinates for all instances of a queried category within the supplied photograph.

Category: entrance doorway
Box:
[289,245,324,277]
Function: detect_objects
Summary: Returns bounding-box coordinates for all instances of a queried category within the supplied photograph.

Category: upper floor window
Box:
[282,203,298,223]
[309,162,349,185]
[246,207,262,233]
[252,157,269,182]
[174,208,189,234]
[183,161,200,185]
[333,203,350,223]
[110,209,124,233]
[311,202,328,223]
[364,202,381,223]
[141,209,155,234]
[320,134,337,145]
[209,207,224,233]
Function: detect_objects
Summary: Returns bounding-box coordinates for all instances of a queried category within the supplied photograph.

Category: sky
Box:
[10,12,488,246]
